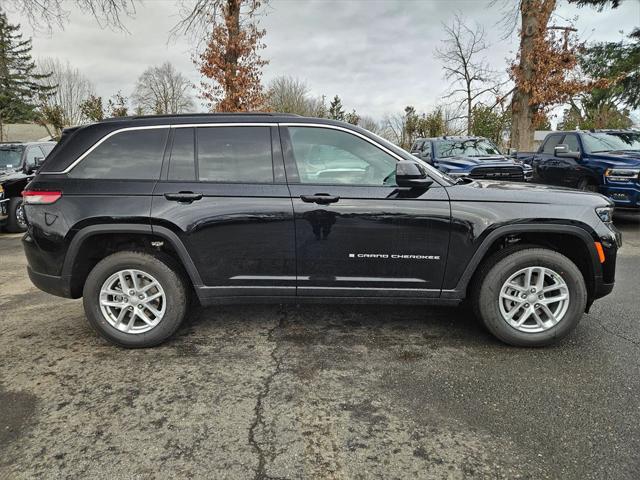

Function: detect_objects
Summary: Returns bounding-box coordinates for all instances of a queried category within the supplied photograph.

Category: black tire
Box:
[82,251,189,348]
[577,177,599,193]
[471,247,587,347]
[6,197,27,233]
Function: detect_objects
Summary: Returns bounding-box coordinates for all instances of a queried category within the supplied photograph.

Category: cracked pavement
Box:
[1,212,639,479]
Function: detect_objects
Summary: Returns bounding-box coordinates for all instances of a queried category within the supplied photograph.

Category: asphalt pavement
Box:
[0,213,638,479]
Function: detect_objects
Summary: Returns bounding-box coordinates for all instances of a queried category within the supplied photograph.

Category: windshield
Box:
[581,132,640,154]
[435,138,502,158]
[0,145,25,170]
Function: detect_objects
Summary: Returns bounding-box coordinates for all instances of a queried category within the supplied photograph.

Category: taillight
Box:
[22,190,62,205]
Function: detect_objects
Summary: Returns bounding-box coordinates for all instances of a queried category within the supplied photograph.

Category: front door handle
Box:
[300,194,340,205]
[164,192,203,203]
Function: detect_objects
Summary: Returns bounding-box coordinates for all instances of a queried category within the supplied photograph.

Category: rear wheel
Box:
[6,197,27,233]
[472,247,587,347]
[83,251,189,348]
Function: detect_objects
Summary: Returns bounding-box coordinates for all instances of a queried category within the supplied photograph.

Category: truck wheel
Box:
[82,251,189,348]
[577,177,599,193]
[471,247,587,347]
[6,197,28,233]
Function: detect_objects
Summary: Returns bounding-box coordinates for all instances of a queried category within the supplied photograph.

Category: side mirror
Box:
[396,160,433,188]
[34,156,44,166]
[554,144,580,159]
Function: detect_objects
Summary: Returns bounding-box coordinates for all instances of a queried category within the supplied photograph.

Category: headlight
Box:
[604,168,640,182]
[595,206,614,223]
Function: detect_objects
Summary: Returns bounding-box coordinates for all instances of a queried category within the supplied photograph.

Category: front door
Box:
[151,125,296,298]
[281,125,451,298]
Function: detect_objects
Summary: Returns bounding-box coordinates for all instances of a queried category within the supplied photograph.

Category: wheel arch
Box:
[442,224,601,301]
[62,224,203,298]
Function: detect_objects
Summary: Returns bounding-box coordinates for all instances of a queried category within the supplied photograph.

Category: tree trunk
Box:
[510,0,555,152]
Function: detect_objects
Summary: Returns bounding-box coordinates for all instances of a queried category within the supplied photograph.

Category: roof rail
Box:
[101,112,302,122]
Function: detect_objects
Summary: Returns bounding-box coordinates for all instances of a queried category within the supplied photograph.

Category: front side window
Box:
[563,134,580,153]
[196,127,273,183]
[70,129,168,179]
[542,135,562,154]
[25,146,44,167]
[288,127,397,186]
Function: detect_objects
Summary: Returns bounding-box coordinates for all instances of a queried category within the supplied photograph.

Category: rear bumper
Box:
[27,266,73,298]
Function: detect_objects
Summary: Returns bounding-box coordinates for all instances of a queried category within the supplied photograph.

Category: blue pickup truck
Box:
[515,130,640,209]
[410,136,533,181]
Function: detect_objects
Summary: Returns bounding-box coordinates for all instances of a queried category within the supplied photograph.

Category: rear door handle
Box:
[164,192,203,203]
[300,194,340,205]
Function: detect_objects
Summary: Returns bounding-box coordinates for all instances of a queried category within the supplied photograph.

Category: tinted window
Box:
[25,146,44,167]
[70,129,168,179]
[169,128,196,181]
[288,127,397,186]
[563,134,580,152]
[542,135,562,154]
[197,127,273,183]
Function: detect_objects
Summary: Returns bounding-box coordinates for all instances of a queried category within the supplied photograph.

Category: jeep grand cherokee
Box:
[22,114,621,348]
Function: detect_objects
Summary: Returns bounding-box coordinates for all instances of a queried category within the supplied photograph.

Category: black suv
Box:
[0,141,56,232]
[22,114,620,348]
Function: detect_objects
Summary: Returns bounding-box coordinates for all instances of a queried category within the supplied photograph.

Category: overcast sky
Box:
[8,0,640,121]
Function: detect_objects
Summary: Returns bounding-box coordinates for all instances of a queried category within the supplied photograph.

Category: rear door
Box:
[151,124,296,298]
[281,124,451,298]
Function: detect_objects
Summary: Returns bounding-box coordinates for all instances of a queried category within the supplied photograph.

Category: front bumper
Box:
[601,182,640,209]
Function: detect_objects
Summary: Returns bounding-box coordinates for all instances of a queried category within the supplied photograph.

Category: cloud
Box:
[9,0,640,120]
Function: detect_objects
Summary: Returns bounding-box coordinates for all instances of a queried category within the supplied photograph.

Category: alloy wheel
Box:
[498,266,570,333]
[99,269,166,334]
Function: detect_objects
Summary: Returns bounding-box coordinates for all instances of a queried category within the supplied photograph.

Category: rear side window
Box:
[542,135,562,154]
[168,128,196,181]
[69,129,168,179]
[196,127,273,183]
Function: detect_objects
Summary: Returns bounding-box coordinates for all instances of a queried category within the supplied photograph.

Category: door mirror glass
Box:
[396,161,433,187]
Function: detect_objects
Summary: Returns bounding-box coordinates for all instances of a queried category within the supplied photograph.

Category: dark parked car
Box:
[410,136,533,181]
[0,141,56,232]
[515,130,640,209]
[23,114,620,348]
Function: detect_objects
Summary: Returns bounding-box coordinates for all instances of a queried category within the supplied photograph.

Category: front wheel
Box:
[472,247,587,347]
[83,251,189,348]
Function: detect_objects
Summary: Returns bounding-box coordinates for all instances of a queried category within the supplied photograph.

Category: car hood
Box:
[588,151,640,168]
[448,179,613,207]
[0,168,25,184]
[435,155,521,171]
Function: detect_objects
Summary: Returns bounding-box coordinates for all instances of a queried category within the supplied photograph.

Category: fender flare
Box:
[62,223,203,288]
[441,224,601,299]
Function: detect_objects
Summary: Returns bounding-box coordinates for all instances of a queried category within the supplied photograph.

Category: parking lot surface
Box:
[1,213,639,480]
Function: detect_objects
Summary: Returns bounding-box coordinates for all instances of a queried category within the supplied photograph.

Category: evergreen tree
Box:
[0,11,53,136]
[328,95,345,121]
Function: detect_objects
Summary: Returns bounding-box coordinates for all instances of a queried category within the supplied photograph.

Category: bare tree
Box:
[265,76,326,116]
[36,57,95,126]
[3,0,138,31]
[132,62,194,114]
[435,14,498,134]
[356,116,382,135]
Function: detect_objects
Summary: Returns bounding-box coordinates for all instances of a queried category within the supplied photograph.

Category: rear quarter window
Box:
[69,128,168,179]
